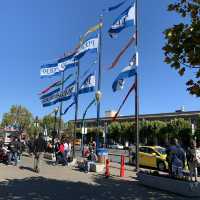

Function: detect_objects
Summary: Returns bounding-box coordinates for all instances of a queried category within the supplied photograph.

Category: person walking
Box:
[8,137,20,166]
[64,140,69,166]
[168,138,186,178]
[186,139,198,181]
[33,133,46,173]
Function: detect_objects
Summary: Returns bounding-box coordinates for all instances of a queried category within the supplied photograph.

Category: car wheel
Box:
[157,161,166,171]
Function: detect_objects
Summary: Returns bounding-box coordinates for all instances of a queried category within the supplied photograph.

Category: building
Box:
[70,110,200,129]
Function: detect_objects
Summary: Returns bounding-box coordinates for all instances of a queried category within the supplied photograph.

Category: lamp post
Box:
[34,116,39,139]
[95,90,102,149]
[52,107,59,146]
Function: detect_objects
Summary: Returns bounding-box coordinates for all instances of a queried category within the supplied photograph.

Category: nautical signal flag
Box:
[80,23,103,45]
[38,73,73,95]
[112,52,138,92]
[79,73,96,94]
[40,62,63,78]
[57,53,78,71]
[108,4,136,38]
[75,37,99,59]
[110,34,136,69]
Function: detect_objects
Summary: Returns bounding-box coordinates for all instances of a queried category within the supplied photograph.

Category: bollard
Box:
[120,155,125,177]
[105,159,110,178]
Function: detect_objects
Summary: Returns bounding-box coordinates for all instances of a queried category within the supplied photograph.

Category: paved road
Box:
[0,154,191,200]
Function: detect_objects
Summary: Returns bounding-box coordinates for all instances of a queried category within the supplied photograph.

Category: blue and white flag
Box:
[108,4,135,38]
[79,73,96,94]
[112,53,137,92]
[59,81,76,102]
[40,63,64,78]
[75,37,98,59]
[40,88,60,100]
[41,88,60,107]
[57,54,78,71]
[105,0,127,12]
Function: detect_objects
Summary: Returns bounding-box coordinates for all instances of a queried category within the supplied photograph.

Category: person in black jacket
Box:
[33,133,46,173]
[8,137,20,166]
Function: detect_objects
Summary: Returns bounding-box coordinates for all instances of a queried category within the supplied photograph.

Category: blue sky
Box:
[0,0,199,122]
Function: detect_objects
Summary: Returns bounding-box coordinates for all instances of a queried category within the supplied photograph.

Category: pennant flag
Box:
[59,81,76,102]
[110,35,136,69]
[38,73,73,95]
[62,101,75,115]
[79,73,96,94]
[75,37,99,59]
[80,23,103,44]
[108,4,136,38]
[80,60,97,79]
[112,61,136,92]
[39,80,61,95]
[57,53,78,71]
[113,82,136,120]
[105,0,127,12]
[40,62,64,78]
[41,88,60,107]
[40,88,60,100]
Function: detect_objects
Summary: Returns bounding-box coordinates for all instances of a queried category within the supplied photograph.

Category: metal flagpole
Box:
[135,0,140,172]
[96,15,103,150]
[58,70,65,139]
[73,60,80,158]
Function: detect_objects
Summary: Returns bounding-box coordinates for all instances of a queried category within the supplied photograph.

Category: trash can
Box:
[97,148,108,164]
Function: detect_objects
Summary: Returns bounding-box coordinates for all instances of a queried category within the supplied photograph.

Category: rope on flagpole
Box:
[113,82,136,121]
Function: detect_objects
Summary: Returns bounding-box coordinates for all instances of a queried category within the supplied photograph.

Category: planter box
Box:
[90,163,105,173]
[137,172,200,197]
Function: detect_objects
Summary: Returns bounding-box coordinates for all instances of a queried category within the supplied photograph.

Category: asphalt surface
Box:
[0,154,192,200]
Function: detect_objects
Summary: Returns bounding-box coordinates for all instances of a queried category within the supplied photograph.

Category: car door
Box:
[139,147,149,166]
[139,147,156,167]
[146,148,157,168]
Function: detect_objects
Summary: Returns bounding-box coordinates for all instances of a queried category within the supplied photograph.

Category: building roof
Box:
[69,110,200,123]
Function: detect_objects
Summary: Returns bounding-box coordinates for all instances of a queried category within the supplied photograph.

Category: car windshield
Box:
[155,147,166,155]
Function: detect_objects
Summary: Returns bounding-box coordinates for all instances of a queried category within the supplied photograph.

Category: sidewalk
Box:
[0,155,191,200]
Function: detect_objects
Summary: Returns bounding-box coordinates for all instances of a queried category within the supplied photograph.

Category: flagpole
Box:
[135,0,140,172]
[58,70,65,139]
[96,15,103,150]
[73,60,80,158]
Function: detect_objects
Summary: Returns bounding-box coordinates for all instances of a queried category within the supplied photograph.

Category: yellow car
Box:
[132,146,168,171]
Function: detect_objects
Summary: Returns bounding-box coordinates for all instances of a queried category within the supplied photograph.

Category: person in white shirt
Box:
[64,140,69,166]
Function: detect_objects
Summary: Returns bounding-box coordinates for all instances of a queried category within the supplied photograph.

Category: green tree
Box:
[163,0,200,96]
[41,115,64,137]
[167,118,192,146]
[1,105,33,133]
[195,115,200,141]
[121,122,135,144]
[108,122,122,143]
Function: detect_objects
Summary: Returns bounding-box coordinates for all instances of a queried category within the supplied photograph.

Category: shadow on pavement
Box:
[0,175,190,200]
[18,166,36,173]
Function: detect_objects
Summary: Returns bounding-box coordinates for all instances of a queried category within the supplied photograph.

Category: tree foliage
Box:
[1,105,33,133]
[107,118,192,146]
[163,0,200,96]
[41,115,64,137]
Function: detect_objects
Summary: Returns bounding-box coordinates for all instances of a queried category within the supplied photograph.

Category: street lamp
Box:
[95,90,102,103]
[34,116,39,139]
[95,90,102,149]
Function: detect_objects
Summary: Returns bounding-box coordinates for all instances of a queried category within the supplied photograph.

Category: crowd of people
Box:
[0,134,200,180]
[166,138,200,181]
